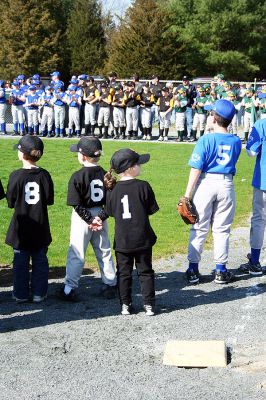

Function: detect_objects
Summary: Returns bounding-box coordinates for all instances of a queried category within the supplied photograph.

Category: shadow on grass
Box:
[0,265,265,334]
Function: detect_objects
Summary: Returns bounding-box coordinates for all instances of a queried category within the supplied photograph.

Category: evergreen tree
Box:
[66,0,107,74]
[105,0,184,79]
[0,0,65,79]
[167,0,266,80]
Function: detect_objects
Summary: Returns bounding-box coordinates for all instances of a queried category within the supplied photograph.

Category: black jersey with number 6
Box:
[5,168,54,250]
[105,179,159,253]
[67,166,106,207]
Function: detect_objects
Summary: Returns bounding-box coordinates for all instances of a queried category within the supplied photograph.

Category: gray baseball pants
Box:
[250,187,266,249]
[188,173,235,265]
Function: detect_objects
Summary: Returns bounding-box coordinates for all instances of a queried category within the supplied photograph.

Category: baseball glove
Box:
[177,196,199,225]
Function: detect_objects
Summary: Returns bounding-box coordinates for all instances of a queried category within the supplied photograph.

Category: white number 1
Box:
[121,195,132,219]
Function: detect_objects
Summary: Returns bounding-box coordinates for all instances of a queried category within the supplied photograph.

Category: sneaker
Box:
[214,271,235,284]
[57,287,78,302]
[32,294,47,303]
[158,136,163,141]
[12,294,29,303]
[147,134,151,140]
[143,305,155,316]
[99,285,117,299]
[121,304,132,315]
[163,136,168,141]
[142,135,147,140]
[186,269,200,284]
[239,254,263,276]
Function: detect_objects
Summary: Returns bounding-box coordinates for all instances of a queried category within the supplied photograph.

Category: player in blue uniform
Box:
[239,118,266,276]
[0,80,7,134]
[182,99,242,284]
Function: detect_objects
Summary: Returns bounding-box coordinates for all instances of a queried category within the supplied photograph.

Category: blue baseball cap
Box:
[54,83,63,90]
[204,99,235,120]
[78,74,88,80]
[17,74,25,80]
[12,80,20,86]
[50,71,60,77]
[29,85,36,91]
[68,85,77,91]
[45,85,52,91]
[32,74,40,80]
[69,78,78,84]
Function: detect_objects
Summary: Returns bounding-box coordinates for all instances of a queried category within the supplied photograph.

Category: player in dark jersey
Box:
[58,137,116,301]
[104,149,159,316]
[5,135,54,303]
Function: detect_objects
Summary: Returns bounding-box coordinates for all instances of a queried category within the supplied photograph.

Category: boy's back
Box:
[67,165,106,208]
[6,167,54,250]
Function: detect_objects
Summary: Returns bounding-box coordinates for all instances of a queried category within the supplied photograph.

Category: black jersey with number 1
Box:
[105,179,159,253]
[5,168,54,250]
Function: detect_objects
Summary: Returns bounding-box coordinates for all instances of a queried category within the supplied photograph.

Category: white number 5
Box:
[217,145,231,165]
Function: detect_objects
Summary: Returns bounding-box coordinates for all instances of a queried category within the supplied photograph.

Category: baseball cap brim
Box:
[70,144,79,153]
[138,154,150,165]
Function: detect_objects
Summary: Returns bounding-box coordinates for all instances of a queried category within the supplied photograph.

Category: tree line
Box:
[0,0,265,81]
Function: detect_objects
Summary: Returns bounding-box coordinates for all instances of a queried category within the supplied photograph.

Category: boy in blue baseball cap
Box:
[181,99,242,285]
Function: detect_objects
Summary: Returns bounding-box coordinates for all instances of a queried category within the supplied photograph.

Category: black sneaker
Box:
[186,269,200,284]
[57,287,78,302]
[239,254,263,276]
[214,271,235,284]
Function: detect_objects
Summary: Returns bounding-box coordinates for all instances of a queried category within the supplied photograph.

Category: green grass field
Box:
[0,138,255,267]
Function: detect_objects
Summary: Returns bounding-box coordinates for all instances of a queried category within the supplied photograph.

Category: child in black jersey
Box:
[104,149,159,316]
[6,135,54,303]
[59,136,117,301]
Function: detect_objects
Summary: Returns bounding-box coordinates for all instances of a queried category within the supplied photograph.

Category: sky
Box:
[101,0,132,17]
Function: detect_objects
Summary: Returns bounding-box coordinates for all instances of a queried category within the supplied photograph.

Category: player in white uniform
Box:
[59,137,117,301]
[182,99,242,284]
[239,118,266,276]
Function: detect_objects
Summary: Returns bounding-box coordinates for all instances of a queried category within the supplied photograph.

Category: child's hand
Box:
[88,216,103,231]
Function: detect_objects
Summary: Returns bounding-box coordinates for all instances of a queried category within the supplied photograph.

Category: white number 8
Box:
[25,182,40,205]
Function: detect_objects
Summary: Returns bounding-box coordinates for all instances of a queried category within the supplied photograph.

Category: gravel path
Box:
[0,226,265,400]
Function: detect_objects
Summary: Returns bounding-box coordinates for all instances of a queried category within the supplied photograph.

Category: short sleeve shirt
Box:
[246,119,266,190]
[105,179,159,253]
[189,133,242,174]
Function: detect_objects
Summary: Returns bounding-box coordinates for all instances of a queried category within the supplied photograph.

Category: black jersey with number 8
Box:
[5,168,54,250]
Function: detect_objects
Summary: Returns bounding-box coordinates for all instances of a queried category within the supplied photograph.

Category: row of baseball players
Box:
[0,98,265,315]
[0,71,265,141]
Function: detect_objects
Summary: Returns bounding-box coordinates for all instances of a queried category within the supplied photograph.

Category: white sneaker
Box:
[33,294,47,303]
[121,304,131,315]
[143,305,155,316]
[142,135,147,140]
[163,136,168,141]
[158,136,163,141]
[147,135,151,140]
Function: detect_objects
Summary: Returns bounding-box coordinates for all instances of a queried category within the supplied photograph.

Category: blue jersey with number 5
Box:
[188,133,242,174]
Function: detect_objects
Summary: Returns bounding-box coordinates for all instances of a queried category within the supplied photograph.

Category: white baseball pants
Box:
[85,103,97,125]
[192,113,206,131]
[0,103,6,124]
[68,107,80,130]
[98,107,110,127]
[27,109,38,127]
[126,107,138,132]
[175,112,186,131]
[65,208,117,288]
[250,188,266,249]
[188,173,235,265]
[11,104,24,124]
[40,107,54,132]
[113,107,126,128]
[141,107,152,128]
[54,105,65,129]
[159,111,172,129]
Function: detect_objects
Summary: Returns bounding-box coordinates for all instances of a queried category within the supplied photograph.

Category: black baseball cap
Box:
[111,148,150,174]
[70,137,102,157]
[14,135,44,156]
[182,75,189,81]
